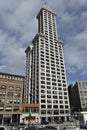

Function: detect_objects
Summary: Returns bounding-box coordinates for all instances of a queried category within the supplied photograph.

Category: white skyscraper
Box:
[24,4,70,122]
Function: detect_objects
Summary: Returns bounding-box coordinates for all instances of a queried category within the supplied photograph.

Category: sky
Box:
[0,0,87,85]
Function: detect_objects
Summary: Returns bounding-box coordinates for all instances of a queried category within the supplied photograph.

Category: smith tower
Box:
[24,4,70,122]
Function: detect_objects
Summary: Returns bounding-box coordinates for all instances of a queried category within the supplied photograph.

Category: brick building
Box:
[0,72,24,124]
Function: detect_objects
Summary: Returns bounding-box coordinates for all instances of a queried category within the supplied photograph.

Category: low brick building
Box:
[0,72,24,124]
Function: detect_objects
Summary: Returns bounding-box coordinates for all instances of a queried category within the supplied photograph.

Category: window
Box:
[47,95,51,98]
[53,105,58,108]
[41,95,45,98]
[41,100,45,103]
[41,105,46,108]
[6,106,12,111]
[1,85,7,89]
[9,86,14,90]
[60,110,64,113]
[41,81,45,84]
[46,101,52,107]
[14,93,20,97]
[54,110,59,114]
[53,96,57,98]
[41,90,45,93]
[16,87,21,90]
[65,105,69,108]
[53,91,57,94]
[0,92,2,96]
[41,110,46,114]
[13,106,19,111]
[7,92,13,97]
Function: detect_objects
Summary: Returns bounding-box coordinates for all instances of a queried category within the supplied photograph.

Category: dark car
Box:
[44,126,57,130]
[37,126,57,130]
[24,126,37,130]
[80,125,87,129]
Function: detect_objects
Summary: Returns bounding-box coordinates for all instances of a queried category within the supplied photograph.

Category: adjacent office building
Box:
[24,4,70,122]
[0,72,24,124]
[68,81,87,113]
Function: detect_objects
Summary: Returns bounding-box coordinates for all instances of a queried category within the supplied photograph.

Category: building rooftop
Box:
[42,3,56,15]
[0,72,24,78]
[37,3,56,18]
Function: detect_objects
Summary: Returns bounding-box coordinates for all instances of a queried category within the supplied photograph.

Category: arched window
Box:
[1,85,7,89]
[16,87,21,90]
[8,86,14,90]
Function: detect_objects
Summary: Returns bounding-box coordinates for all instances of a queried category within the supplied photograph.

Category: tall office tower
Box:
[25,4,70,122]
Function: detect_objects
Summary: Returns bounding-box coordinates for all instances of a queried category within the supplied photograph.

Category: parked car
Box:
[0,126,7,130]
[18,125,26,130]
[44,126,57,130]
[80,125,87,129]
[24,126,37,130]
[37,126,57,130]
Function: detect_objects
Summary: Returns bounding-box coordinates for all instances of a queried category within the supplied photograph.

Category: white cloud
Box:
[0,0,87,82]
[0,0,42,75]
[67,0,87,8]
[65,29,87,75]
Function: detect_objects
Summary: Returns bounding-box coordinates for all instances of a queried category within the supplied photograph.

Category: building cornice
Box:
[56,40,64,46]
[0,72,24,78]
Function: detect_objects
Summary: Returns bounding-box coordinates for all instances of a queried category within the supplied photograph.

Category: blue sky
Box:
[0,0,87,85]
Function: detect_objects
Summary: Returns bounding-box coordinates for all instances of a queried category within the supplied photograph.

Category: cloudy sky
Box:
[0,0,87,84]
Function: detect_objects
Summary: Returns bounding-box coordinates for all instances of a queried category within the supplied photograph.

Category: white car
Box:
[0,126,7,130]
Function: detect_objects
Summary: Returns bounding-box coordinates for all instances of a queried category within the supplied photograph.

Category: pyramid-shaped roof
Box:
[37,3,56,18]
[42,3,56,15]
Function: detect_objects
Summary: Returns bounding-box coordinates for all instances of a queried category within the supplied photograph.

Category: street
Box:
[2,121,80,130]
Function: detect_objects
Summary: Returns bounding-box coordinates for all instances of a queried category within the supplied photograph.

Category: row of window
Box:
[0,99,20,104]
[0,92,21,97]
[41,104,69,109]
[41,99,68,104]
[78,82,87,86]
[41,110,69,114]
[41,90,67,94]
[37,40,62,49]
[41,85,67,90]
[0,85,21,90]
[41,95,68,99]
[41,77,65,81]
[0,106,19,111]
[41,81,66,86]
